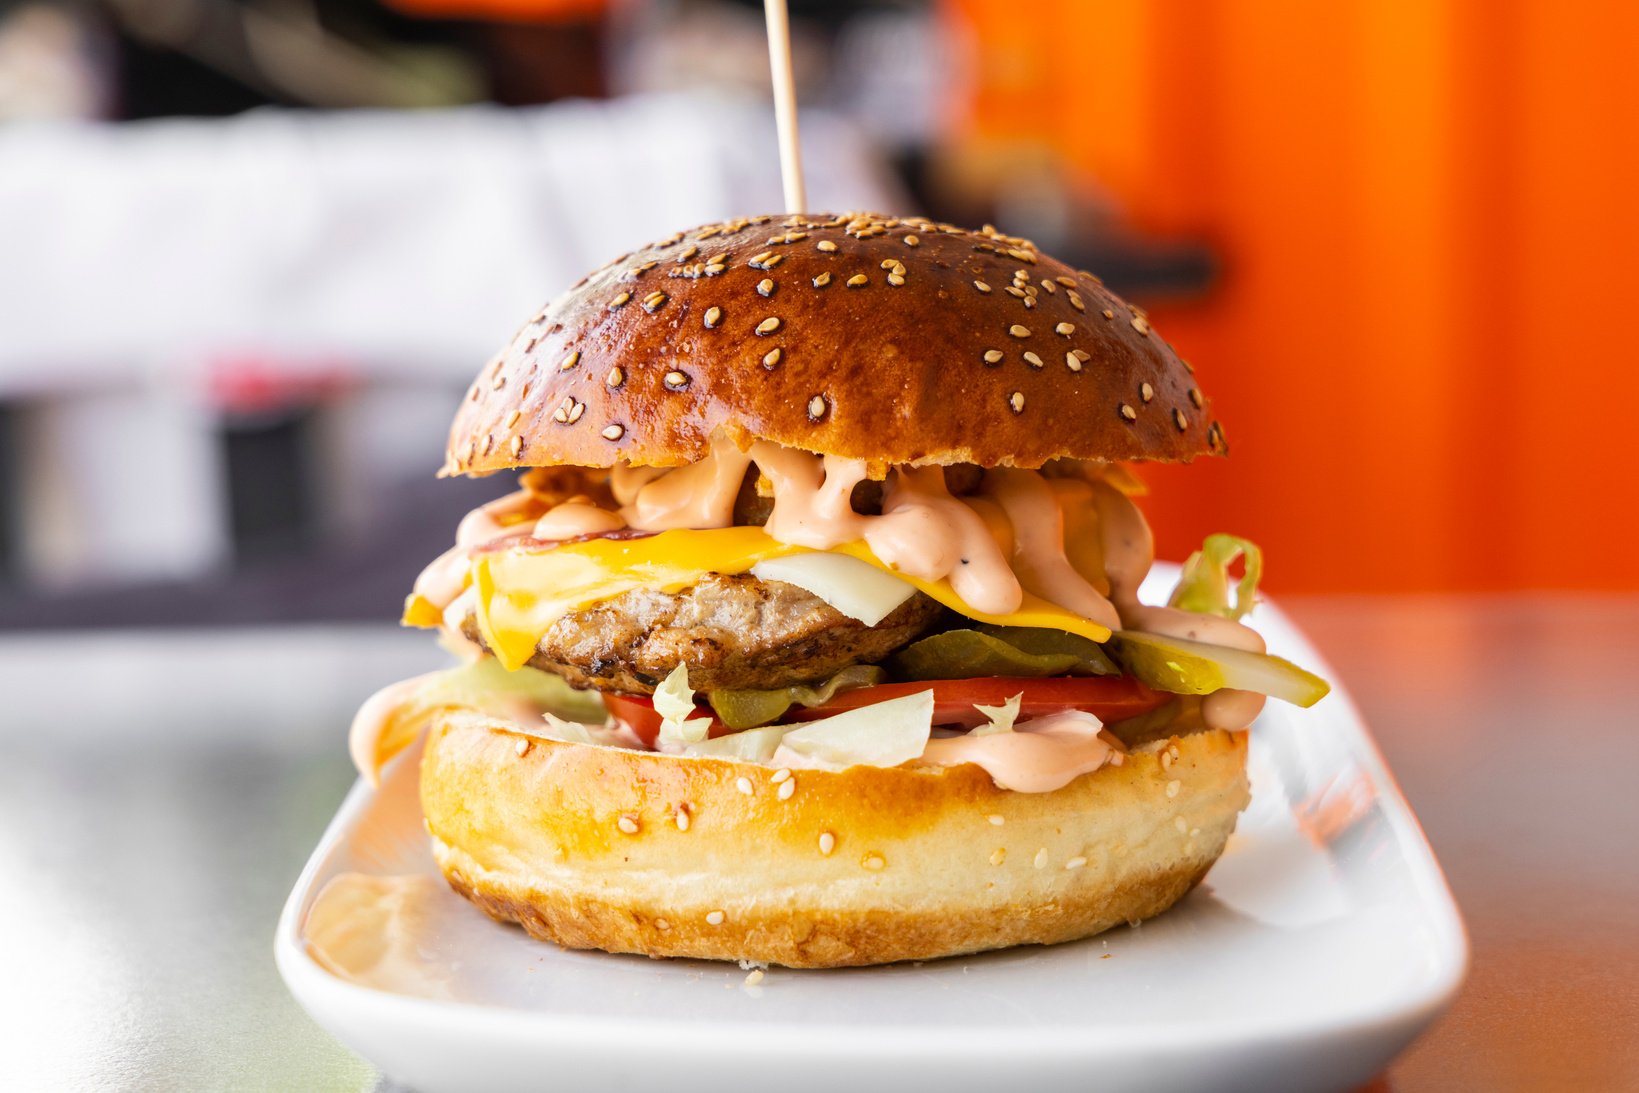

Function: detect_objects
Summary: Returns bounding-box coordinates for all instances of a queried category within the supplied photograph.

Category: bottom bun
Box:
[420,711,1250,968]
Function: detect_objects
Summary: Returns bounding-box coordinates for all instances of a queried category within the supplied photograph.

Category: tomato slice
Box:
[777,676,1166,729]
[606,675,1166,748]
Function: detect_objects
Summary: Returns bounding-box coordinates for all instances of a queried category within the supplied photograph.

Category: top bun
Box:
[446,212,1224,474]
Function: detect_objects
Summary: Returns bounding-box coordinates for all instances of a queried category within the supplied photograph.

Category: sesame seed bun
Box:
[446,213,1224,475]
[420,710,1250,968]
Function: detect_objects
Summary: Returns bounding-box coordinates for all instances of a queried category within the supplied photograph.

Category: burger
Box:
[349,212,1329,969]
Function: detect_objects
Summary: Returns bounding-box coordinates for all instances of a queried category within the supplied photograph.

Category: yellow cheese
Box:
[437,527,1111,672]
[471,528,803,670]
[832,542,1112,643]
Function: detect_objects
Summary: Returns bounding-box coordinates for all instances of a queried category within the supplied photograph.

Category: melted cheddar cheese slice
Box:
[408,527,1113,671]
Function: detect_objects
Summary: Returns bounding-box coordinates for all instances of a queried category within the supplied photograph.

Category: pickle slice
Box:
[1107,630,1330,707]
[889,626,1118,681]
[707,664,887,730]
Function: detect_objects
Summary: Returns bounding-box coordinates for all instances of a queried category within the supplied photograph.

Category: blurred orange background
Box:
[950,0,1639,594]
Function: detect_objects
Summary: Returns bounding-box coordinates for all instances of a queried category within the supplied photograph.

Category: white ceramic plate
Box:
[277,579,1467,1093]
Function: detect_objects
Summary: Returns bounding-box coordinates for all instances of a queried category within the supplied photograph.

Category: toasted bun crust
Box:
[446,213,1224,475]
[420,711,1250,968]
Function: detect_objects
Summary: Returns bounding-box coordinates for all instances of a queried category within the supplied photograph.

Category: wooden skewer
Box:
[763,0,806,214]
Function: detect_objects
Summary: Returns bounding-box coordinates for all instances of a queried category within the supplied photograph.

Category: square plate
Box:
[276,580,1467,1093]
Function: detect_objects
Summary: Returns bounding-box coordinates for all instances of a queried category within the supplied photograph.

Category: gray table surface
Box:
[1,597,1634,1092]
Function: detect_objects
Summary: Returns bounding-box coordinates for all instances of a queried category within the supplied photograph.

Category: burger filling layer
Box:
[358,439,1329,792]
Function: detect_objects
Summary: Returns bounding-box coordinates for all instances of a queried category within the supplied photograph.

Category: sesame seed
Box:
[862,854,886,871]
[819,831,836,855]
[973,280,991,293]
[1173,408,1188,430]
[762,348,783,369]
[1131,315,1151,335]
[757,278,776,297]
[1009,324,1031,338]
[519,382,531,399]
[567,402,585,424]
[1023,351,1043,368]
[983,349,1004,365]
[807,394,827,420]
[1022,296,1037,309]
[1007,247,1035,263]
[1041,279,1057,294]
[812,272,832,288]
[1190,387,1204,408]
[1102,309,1116,320]
[481,433,495,456]
[705,262,725,275]
[777,779,795,800]
[1055,322,1075,336]
[1140,382,1154,402]
[736,776,753,795]
[617,815,639,835]
[606,367,624,387]
[1166,779,1182,798]
[1175,816,1188,833]
[744,969,765,987]
[514,738,530,757]
[1161,750,1173,771]
[676,808,691,831]
[1066,856,1088,870]
[643,291,668,312]
[509,435,524,457]
[1191,827,1201,838]
[559,350,580,371]
[1008,391,1025,414]
[755,317,782,335]
[1033,848,1049,869]
[990,848,1006,866]
[1119,403,1138,422]
[1064,352,1082,372]
[704,306,723,328]
[846,274,868,287]
[1072,348,1091,362]
[988,814,1005,826]
[655,918,670,930]
[504,409,521,429]
[601,423,624,441]
[748,250,773,266]
[678,243,699,261]
[887,273,905,286]
[664,370,689,389]
[817,240,838,253]
[904,234,920,246]
[610,292,632,309]
[706,910,726,925]
[771,768,791,784]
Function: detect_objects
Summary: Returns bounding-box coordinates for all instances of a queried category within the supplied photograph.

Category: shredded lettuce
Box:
[653,664,712,748]
[414,657,609,722]
[1169,534,1264,621]
[684,725,787,762]
[771,690,935,770]
[706,665,888,730]
[970,693,1023,736]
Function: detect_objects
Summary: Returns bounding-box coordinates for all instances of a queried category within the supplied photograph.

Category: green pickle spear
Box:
[1107,630,1330,707]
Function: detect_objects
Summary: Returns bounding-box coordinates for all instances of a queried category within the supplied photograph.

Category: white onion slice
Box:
[751,551,917,626]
